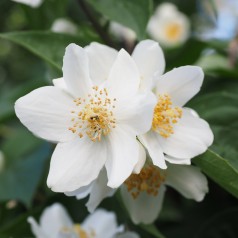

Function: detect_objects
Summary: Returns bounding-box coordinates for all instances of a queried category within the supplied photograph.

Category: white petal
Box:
[155,66,204,106]
[39,203,73,238]
[86,168,116,213]
[165,155,191,165]
[27,217,49,238]
[132,40,165,91]
[85,42,118,85]
[105,49,140,100]
[159,108,214,160]
[117,232,140,238]
[47,137,107,192]
[120,185,166,224]
[63,44,92,98]
[15,86,75,143]
[139,131,167,169]
[52,78,68,91]
[65,183,92,199]
[165,164,208,201]
[115,92,156,135]
[12,0,42,8]
[82,209,122,238]
[133,142,146,174]
[106,125,139,188]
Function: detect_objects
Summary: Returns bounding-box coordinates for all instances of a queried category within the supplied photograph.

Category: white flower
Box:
[121,163,208,224]
[11,0,43,8]
[15,42,156,192]
[109,22,137,44]
[136,42,214,169]
[147,3,190,47]
[28,203,132,238]
[51,18,77,35]
[67,159,208,224]
[0,151,4,172]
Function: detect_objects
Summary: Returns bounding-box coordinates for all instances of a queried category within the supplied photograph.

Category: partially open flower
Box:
[15,42,156,192]
[147,3,190,47]
[28,203,137,238]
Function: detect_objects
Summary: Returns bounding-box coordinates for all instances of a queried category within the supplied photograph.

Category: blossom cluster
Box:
[15,38,213,231]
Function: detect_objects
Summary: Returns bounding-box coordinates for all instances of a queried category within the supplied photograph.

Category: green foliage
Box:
[87,0,153,40]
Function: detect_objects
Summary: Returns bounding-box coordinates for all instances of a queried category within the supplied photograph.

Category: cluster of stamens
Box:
[61,224,96,238]
[152,94,182,138]
[68,86,116,142]
[124,165,167,199]
[165,23,182,41]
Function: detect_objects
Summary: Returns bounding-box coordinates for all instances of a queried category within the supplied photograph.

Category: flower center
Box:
[60,224,96,238]
[68,86,116,142]
[165,22,182,41]
[152,94,182,138]
[124,165,167,199]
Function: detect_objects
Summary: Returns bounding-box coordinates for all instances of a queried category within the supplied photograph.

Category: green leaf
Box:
[0,31,99,71]
[87,0,153,40]
[0,129,51,207]
[194,150,238,198]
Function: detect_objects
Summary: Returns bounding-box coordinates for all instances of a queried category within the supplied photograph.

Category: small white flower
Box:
[135,41,213,169]
[11,0,43,8]
[67,156,208,224]
[147,3,190,47]
[15,42,156,192]
[51,18,77,35]
[0,151,5,172]
[27,203,128,238]
[109,22,137,44]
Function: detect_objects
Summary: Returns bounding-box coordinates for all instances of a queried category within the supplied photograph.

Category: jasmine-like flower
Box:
[28,203,138,238]
[11,0,43,8]
[147,3,190,47]
[15,42,156,192]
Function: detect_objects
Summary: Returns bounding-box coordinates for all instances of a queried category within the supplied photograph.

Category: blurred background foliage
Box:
[0,0,238,237]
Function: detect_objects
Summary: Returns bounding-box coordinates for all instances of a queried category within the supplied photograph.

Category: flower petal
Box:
[165,155,191,165]
[39,203,73,238]
[52,77,68,91]
[132,40,165,91]
[105,49,140,100]
[85,42,118,85]
[115,92,156,135]
[165,164,208,201]
[86,168,116,213]
[65,183,92,199]
[63,43,92,98]
[120,185,166,224]
[155,66,204,106]
[106,125,139,188]
[47,137,107,192]
[27,217,49,238]
[139,131,167,169]
[133,142,146,174]
[15,86,75,143]
[159,108,214,160]
[82,209,123,238]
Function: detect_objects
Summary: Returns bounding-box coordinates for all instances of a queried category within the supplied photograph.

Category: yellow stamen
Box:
[68,86,116,142]
[152,94,182,138]
[124,165,167,199]
[165,23,182,41]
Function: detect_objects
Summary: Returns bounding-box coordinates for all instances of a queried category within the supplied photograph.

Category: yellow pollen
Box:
[152,94,182,138]
[61,224,96,238]
[165,23,182,41]
[68,86,116,142]
[124,165,167,199]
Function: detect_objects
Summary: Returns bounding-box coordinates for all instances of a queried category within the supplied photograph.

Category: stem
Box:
[78,0,115,47]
